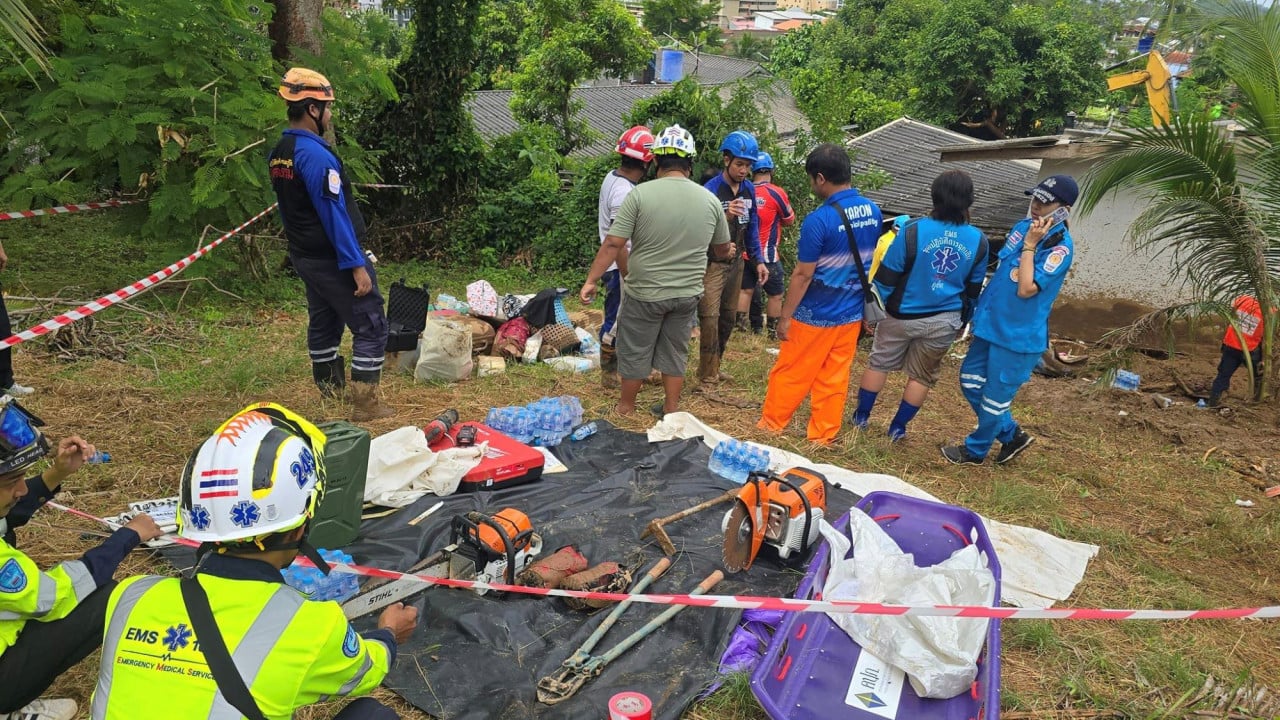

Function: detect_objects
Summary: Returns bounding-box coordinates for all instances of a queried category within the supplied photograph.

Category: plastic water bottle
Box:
[570,422,598,441]
[86,451,111,464]
[1111,369,1140,391]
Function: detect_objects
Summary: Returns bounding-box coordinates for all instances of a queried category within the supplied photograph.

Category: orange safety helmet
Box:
[278,67,335,103]
[616,125,655,163]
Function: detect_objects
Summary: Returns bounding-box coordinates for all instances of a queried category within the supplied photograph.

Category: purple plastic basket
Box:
[750,491,1002,720]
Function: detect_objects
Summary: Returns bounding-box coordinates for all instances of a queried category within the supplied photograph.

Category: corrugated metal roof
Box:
[849,118,1041,236]
[466,78,807,157]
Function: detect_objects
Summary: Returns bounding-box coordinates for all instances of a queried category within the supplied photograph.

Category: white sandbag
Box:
[415,319,474,382]
[818,517,995,699]
[364,426,485,507]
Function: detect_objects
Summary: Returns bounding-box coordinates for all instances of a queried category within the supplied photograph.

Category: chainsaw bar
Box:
[341,550,449,619]
[722,498,754,572]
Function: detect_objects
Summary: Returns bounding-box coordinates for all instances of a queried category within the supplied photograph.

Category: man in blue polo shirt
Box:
[758,143,881,445]
[269,68,392,422]
[942,175,1078,465]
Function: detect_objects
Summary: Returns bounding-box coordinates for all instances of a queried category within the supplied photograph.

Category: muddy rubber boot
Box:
[735,312,750,332]
[313,356,346,399]
[766,316,779,341]
[599,344,620,389]
[1207,391,1222,408]
[698,352,719,384]
[350,382,394,422]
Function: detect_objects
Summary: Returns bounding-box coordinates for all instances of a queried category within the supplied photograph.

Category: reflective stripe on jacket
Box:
[91,570,392,719]
[0,539,96,654]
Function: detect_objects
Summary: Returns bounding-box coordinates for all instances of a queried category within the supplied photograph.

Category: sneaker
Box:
[940,443,984,465]
[0,698,78,720]
[887,426,906,442]
[851,415,869,431]
[3,382,34,397]
[994,430,1035,465]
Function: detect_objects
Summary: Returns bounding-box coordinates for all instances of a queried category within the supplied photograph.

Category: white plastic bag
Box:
[818,515,996,699]
[522,330,543,364]
[364,426,485,507]
[544,356,594,373]
[415,319,474,382]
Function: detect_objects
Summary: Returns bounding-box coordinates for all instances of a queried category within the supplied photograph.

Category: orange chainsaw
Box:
[722,468,827,572]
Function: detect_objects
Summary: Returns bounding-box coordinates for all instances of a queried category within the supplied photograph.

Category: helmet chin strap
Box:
[308,102,327,138]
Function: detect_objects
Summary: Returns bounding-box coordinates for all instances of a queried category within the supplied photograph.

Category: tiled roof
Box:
[849,118,1041,236]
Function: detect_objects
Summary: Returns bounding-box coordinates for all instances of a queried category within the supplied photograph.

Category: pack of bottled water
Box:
[485,406,536,444]
[708,439,771,484]
[1111,369,1140,391]
[526,396,583,447]
[282,548,361,602]
[486,396,583,446]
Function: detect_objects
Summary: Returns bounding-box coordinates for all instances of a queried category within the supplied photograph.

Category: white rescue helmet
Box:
[178,403,327,545]
[651,124,697,158]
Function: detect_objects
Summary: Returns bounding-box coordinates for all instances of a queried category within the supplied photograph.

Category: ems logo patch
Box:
[342,625,360,658]
[1043,246,1070,273]
[0,558,27,593]
[229,500,261,529]
[188,505,212,531]
[164,623,193,652]
[931,246,960,274]
[327,168,342,196]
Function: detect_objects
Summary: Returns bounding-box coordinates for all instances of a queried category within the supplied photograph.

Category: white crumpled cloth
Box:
[364,426,484,507]
[819,517,995,699]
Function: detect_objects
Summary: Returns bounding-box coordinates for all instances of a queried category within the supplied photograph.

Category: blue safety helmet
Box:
[751,152,775,173]
[719,130,760,163]
[0,398,49,477]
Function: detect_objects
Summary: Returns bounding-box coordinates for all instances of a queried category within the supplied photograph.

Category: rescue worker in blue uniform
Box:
[700,130,769,384]
[269,68,393,422]
[91,403,418,720]
[0,397,162,720]
[942,175,1079,465]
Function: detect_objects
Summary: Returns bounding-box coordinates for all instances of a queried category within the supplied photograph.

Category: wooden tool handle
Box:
[696,570,725,593]
[647,557,672,580]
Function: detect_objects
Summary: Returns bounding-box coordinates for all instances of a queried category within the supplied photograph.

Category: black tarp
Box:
[167,423,858,719]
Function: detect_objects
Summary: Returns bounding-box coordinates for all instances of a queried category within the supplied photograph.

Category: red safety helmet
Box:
[616,125,655,163]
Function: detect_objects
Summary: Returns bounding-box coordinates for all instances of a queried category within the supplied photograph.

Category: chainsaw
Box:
[341,507,542,619]
[721,468,827,572]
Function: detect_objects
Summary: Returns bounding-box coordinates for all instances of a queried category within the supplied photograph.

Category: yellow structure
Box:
[1107,51,1174,127]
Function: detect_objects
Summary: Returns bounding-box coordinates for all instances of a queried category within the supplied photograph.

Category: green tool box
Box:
[308,420,371,549]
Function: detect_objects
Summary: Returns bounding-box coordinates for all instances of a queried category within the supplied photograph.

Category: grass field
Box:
[2,210,1279,719]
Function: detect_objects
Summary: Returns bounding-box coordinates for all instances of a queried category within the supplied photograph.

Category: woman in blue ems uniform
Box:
[941,175,1078,465]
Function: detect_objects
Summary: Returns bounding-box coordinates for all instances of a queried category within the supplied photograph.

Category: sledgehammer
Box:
[639,489,738,555]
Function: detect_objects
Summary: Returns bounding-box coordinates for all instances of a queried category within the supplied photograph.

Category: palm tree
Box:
[1077,0,1280,399]
[1,0,50,77]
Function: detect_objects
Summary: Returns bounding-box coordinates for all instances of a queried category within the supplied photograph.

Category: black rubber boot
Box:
[313,356,346,399]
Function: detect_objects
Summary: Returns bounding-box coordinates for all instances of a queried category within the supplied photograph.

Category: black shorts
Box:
[742,260,784,296]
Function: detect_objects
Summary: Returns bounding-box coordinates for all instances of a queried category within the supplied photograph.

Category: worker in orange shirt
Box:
[1209,295,1266,406]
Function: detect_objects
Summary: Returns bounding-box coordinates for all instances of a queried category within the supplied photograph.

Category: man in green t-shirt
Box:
[581,125,731,417]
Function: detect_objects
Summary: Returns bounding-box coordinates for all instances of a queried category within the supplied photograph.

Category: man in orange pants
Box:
[758,144,882,444]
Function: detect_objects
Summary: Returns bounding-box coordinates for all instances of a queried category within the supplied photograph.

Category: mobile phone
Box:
[1048,206,1070,226]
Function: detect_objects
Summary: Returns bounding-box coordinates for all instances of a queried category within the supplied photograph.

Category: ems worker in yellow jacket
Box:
[0,396,163,720]
[91,404,417,720]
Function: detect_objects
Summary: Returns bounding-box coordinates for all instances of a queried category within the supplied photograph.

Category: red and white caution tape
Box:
[46,501,1280,621]
[352,183,411,190]
[0,199,139,222]
[0,203,277,349]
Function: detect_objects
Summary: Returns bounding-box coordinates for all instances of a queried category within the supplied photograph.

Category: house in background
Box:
[467,52,807,157]
[937,133,1191,308]
[846,118,1040,239]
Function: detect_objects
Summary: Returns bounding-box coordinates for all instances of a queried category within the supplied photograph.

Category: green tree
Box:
[470,0,530,90]
[1,0,49,76]
[510,0,653,153]
[730,33,773,61]
[908,0,1107,137]
[1077,0,1280,398]
[641,0,719,46]
[365,0,485,216]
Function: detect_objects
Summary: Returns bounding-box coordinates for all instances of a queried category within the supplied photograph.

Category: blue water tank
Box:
[658,49,685,83]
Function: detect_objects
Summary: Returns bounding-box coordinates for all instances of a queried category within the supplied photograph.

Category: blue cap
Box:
[1026,175,1079,206]
[751,152,775,173]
